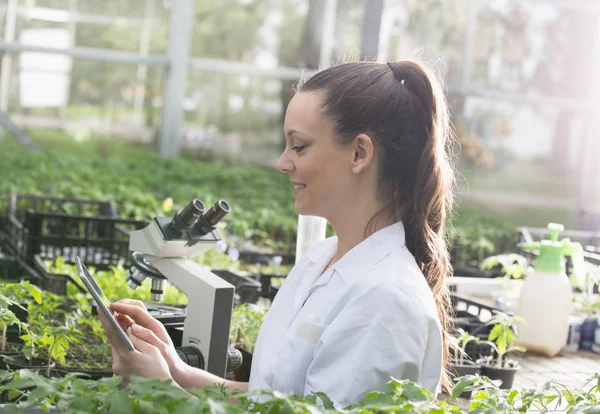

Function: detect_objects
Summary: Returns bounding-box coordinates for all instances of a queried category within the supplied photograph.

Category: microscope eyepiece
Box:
[204,200,231,226]
[194,200,231,235]
[171,199,206,232]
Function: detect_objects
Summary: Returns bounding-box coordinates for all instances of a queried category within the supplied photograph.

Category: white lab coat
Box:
[248,221,443,409]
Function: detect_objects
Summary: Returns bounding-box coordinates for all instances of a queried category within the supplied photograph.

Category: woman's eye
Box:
[291,146,305,153]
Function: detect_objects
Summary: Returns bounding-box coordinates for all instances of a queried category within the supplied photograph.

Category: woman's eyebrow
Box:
[286,129,310,139]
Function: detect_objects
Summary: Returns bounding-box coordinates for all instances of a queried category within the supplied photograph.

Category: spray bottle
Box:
[516,223,584,357]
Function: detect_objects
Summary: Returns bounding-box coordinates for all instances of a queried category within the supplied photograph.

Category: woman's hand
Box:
[97,309,172,384]
[108,300,190,380]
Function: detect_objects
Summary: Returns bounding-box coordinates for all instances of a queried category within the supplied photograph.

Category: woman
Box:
[99,58,456,409]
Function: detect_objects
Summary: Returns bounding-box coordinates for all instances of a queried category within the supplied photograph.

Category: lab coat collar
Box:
[328,221,406,284]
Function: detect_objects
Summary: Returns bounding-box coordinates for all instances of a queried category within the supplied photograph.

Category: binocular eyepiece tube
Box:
[170,199,206,232]
[203,200,231,227]
[170,199,230,235]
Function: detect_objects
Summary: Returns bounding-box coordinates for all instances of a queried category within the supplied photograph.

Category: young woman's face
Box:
[276,91,356,217]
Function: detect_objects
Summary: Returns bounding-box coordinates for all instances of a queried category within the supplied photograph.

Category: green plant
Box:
[480,253,532,279]
[0,308,24,353]
[5,368,600,413]
[19,324,40,362]
[481,312,526,369]
[0,281,43,306]
[0,294,28,353]
[450,328,480,366]
[37,325,83,377]
[46,257,189,306]
[229,303,267,353]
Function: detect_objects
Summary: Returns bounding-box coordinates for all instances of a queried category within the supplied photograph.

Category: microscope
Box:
[125,198,239,378]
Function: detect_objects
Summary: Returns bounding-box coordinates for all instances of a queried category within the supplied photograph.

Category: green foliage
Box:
[229,303,267,353]
[0,282,43,306]
[4,370,600,413]
[480,253,532,280]
[482,312,526,369]
[0,277,266,373]
[1,142,298,253]
[449,215,516,271]
[0,307,24,353]
[450,328,480,366]
[46,257,188,306]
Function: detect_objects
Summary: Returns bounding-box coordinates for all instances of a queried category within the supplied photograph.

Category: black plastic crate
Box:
[4,193,148,270]
[32,254,82,296]
[0,253,21,280]
[257,273,286,301]
[211,269,262,306]
[5,193,116,260]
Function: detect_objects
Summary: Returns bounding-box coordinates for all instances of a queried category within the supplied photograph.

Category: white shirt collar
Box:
[305,221,407,284]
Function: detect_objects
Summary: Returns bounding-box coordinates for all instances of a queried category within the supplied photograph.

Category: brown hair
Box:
[298,59,456,391]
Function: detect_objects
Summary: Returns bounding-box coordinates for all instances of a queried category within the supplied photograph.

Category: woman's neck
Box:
[327,204,396,263]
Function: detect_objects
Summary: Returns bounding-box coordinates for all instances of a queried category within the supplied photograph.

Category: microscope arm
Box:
[144,257,234,378]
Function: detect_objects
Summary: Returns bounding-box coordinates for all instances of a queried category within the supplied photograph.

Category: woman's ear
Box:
[351,133,375,174]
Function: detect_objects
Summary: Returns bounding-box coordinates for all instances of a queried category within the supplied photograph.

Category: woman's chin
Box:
[293,200,311,216]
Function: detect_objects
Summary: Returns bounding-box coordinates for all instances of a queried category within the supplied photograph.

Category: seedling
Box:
[482,312,526,369]
[451,328,480,366]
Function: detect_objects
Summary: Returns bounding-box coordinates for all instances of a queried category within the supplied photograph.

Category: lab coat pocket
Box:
[294,319,326,344]
[272,319,327,394]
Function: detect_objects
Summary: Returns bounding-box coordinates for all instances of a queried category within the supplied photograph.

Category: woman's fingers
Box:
[115,313,135,330]
[113,299,147,310]
[126,327,157,355]
[110,302,171,343]
[110,303,156,327]
[129,324,167,352]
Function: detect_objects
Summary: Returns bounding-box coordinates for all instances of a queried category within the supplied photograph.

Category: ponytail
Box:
[390,60,456,392]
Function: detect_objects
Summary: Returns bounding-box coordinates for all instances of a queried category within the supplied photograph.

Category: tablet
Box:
[75,256,135,351]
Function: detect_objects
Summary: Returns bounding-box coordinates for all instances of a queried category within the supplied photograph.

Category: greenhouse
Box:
[0,0,600,412]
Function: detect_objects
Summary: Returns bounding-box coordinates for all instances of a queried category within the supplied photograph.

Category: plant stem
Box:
[47,340,56,378]
[497,353,503,369]
[1,326,6,352]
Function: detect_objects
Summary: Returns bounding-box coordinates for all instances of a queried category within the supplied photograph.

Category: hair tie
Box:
[387,62,405,85]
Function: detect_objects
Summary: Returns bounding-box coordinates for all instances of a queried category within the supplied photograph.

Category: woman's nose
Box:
[276,151,294,174]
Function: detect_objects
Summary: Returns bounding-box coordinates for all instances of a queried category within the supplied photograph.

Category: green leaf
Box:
[451,380,468,400]
[508,389,519,404]
[360,391,396,406]
[398,381,433,402]
[3,378,39,390]
[28,284,43,304]
[496,335,507,356]
[488,325,503,342]
[106,391,133,414]
[312,392,335,409]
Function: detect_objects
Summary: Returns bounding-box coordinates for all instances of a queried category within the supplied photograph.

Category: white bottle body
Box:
[516,270,572,357]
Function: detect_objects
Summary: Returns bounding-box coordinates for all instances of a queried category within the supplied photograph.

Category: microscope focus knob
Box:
[176,346,205,369]
[225,346,243,380]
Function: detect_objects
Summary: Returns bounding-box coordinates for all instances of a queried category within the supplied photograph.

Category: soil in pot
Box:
[448,360,480,398]
[479,361,519,389]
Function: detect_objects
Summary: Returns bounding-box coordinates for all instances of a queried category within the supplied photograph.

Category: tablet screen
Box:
[75,256,134,351]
